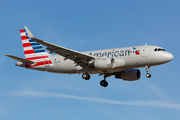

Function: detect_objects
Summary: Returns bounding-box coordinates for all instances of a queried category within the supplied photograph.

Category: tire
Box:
[100,80,108,87]
[82,73,90,80]
[146,73,151,78]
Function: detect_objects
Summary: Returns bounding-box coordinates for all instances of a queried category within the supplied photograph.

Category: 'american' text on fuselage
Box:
[89,49,140,58]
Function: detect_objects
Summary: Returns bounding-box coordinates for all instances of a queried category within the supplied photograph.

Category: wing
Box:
[24,26,94,66]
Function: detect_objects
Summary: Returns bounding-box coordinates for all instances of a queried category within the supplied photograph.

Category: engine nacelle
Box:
[115,69,141,81]
[94,58,115,69]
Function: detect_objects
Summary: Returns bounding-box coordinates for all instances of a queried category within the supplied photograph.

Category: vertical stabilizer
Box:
[20,27,49,62]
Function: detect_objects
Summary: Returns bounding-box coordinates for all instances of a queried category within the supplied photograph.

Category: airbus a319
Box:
[6,26,174,87]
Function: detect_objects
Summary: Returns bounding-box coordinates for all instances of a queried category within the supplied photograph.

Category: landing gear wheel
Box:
[146,73,151,78]
[82,73,90,80]
[145,66,151,78]
[100,80,108,87]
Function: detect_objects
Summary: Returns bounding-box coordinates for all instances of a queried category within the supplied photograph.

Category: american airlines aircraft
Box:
[6,26,174,87]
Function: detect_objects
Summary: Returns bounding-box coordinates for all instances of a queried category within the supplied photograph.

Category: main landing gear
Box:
[82,72,110,87]
[100,73,112,87]
[100,80,108,87]
[145,66,151,78]
[82,72,90,80]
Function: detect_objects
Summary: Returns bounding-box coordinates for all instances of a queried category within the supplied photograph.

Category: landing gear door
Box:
[141,46,148,57]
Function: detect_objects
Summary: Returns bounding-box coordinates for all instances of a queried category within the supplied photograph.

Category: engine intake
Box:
[115,69,141,81]
[94,58,115,69]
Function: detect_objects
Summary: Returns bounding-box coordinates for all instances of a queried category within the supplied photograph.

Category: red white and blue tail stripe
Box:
[20,29,51,67]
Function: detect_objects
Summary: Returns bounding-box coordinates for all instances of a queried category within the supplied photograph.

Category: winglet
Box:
[24,26,35,39]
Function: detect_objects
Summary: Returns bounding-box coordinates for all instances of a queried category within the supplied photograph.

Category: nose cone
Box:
[153,52,173,65]
[162,52,173,63]
[166,52,174,62]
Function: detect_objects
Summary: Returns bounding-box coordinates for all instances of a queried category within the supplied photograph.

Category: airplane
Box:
[5,26,174,87]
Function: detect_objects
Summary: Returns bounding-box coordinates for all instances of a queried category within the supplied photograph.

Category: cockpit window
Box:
[154,48,166,51]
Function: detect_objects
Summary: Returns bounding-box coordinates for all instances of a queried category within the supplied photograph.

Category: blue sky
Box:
[0,0,180,120]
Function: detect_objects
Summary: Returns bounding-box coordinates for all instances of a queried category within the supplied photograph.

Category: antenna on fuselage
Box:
[145,43,147,46]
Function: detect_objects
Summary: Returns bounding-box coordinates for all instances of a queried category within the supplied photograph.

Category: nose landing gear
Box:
[145,66,151,78]
[146,73,151,78]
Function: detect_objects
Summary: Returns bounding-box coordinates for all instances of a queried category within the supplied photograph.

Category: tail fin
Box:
[20,27,49,61]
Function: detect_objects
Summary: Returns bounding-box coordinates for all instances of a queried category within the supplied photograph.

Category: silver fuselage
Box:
[22,45,173,74]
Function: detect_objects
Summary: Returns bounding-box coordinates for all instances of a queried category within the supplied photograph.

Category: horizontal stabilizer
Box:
[5,55,35,64]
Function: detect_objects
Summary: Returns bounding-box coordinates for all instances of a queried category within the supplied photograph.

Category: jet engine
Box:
[94,58,115,69]
[115,69,141,81]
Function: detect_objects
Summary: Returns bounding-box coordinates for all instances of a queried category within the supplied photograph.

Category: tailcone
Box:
[16,61,26,67]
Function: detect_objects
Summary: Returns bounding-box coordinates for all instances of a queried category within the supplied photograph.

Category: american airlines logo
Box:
[89,47,140,58]
[133,47,140,55]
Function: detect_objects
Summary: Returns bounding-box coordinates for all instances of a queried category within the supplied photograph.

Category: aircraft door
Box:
[54,58,61,66]
[44,58,49,67]
[141,46,148,57]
